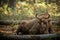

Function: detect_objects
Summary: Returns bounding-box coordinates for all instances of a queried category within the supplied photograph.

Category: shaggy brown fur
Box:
[13,13,55,35]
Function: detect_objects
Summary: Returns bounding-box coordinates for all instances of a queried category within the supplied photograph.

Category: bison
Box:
[13,13,55,35]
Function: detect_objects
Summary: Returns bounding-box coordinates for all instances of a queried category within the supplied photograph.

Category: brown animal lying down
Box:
[13,13,55,35]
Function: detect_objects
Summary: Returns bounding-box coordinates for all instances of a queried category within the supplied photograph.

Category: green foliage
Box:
[0,1,60,20]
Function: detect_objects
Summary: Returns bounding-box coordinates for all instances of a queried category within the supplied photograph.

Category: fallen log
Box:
[0,20,58,25]
[0,20,14,25]
[0,34,60,40]
[0,20,27,25]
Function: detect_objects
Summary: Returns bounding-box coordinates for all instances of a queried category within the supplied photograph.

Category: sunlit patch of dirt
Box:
[0,25,16,35]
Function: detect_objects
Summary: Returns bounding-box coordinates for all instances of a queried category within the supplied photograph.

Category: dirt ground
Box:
[0,25,60,35]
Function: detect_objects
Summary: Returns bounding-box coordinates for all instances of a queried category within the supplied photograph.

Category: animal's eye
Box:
[43,22,47,24]
[38,21,41,24]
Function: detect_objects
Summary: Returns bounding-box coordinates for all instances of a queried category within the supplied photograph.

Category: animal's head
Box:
[35,13,50,24]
